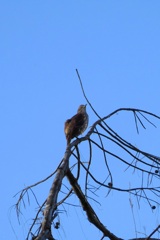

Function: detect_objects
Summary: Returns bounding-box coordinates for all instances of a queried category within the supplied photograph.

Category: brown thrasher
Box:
[64,104,89,145]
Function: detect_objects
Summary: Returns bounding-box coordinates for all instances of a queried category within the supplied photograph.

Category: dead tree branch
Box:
[15,107,160,240]
[66,168,122,240]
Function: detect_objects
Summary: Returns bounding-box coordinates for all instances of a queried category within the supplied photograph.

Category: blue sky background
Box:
[1,1,160,240]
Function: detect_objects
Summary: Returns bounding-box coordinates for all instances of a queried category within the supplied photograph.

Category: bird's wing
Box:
[68,113,85,136]
[64,119,71,135]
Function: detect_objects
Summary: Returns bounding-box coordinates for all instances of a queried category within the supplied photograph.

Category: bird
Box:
[64,104,89,145]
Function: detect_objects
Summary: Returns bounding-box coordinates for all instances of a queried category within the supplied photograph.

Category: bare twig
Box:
[145,224,160,239]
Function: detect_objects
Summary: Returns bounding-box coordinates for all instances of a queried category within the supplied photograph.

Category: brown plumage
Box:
[64,104,89,145]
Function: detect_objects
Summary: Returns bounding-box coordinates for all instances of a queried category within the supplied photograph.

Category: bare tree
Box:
[15,71,160,240]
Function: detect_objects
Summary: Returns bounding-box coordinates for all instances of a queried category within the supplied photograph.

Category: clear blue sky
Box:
[1,1,160,240]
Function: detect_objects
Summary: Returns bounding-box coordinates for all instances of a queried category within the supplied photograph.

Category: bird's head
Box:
[77,104,87,113]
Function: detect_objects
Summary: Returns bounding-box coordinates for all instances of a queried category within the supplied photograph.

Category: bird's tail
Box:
[66,135,71,146]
